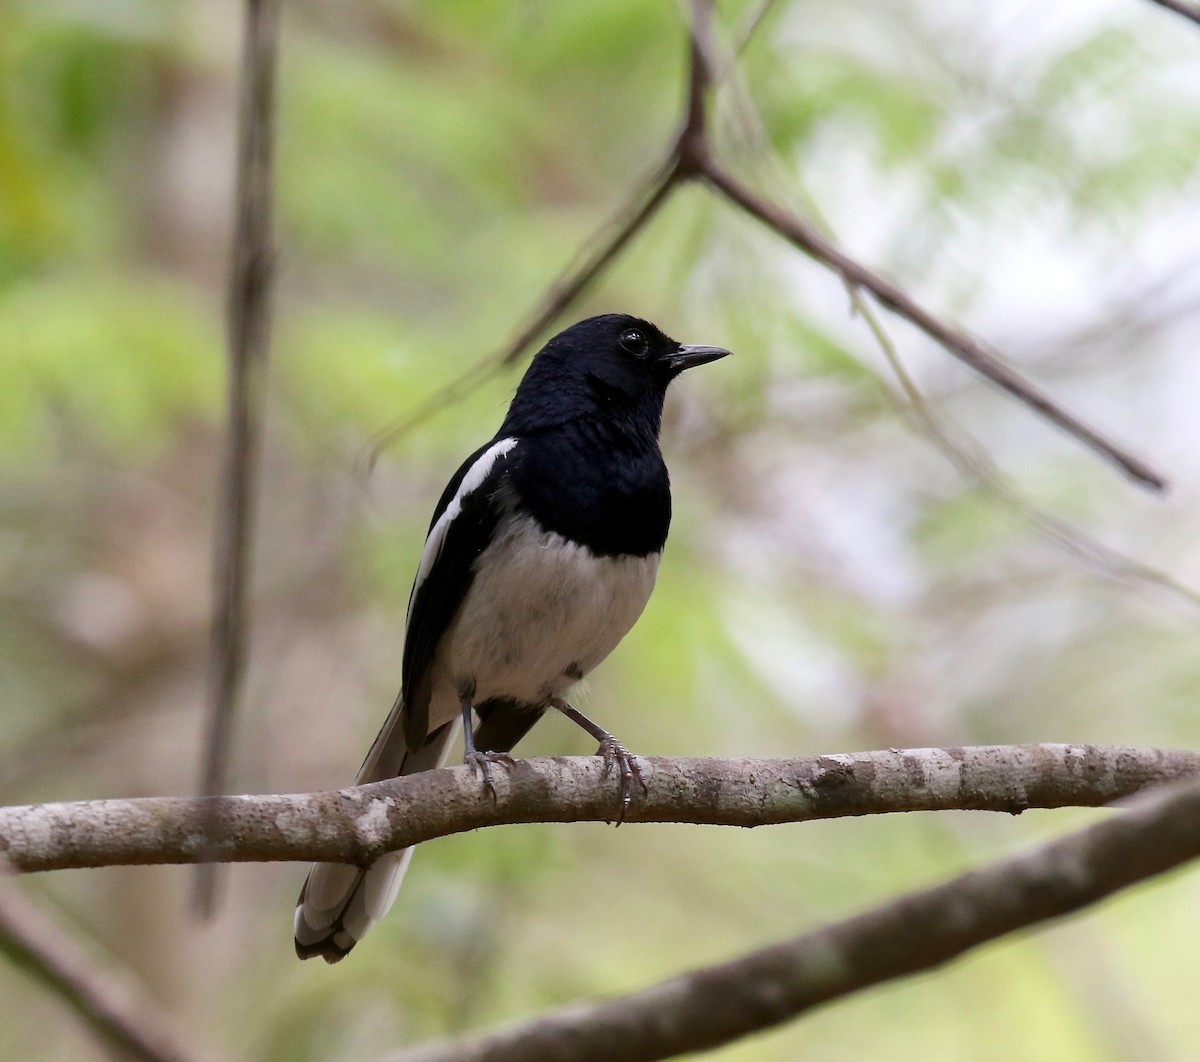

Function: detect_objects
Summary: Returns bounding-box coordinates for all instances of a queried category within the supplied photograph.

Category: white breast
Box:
[424,514,660,728]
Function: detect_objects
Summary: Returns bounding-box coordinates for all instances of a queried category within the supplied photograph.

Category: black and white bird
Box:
[294,313,730,962]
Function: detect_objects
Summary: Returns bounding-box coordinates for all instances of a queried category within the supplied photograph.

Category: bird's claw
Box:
[465,750,515,801]
[597,736,646,825]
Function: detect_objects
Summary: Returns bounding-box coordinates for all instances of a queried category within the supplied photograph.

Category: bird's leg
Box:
[550,698,646,824]
[460,690,514,800]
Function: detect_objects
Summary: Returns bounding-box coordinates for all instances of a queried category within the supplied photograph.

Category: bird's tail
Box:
[293,697,456,963]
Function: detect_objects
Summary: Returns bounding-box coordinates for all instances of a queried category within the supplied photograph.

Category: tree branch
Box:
[198,0,281,908]
[0,879,202,1062]
[363,0,723,466]
[389,773,1200,1062]
[1,746,1196,873]
[367,4,1171,497]
[363,156,679,466]
[855,290,1200,612]
[1143,0,1200,28]
[699,159,1167,492]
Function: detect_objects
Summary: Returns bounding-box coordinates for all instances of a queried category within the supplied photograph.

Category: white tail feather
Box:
[294,699,456,962]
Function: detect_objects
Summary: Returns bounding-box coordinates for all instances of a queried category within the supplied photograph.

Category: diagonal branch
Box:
[1,746,1197,873]
[370,2,1170,498]
[1143,0,1200,27]
[389,773,1200,1062]
[366,0,726,465]
[0,879,203,1062]
[699,159,1167,492]
[854,292,1200,611]
[364,155,680,466]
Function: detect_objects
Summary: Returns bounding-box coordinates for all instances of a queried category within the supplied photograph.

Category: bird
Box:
[294,313,730,962]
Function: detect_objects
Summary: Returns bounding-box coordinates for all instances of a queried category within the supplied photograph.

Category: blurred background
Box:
[2,0,1200,1058]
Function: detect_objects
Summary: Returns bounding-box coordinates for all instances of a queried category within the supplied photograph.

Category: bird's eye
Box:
[619,328,648,357]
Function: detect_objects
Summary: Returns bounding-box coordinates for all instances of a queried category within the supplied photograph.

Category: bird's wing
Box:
[295,436,519,964]
[400,435,520,750]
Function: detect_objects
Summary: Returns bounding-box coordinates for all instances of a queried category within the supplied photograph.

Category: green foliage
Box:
[2,1,1199,1059]
[913,488,1019,567]
[0,275,220,460]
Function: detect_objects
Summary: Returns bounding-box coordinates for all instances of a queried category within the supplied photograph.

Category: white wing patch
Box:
[407,436,518,624]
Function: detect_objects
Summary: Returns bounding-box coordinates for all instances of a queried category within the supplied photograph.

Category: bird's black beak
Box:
[663,343,732,374]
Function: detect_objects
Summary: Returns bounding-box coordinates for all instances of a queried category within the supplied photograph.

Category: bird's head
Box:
[503,314,731,433]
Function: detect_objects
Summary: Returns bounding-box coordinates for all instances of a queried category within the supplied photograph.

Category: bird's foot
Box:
[464,750,516,800]
[597,736,647,826]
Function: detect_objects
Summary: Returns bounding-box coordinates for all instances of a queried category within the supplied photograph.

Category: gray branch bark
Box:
[389,773,1200,1062]
[0,745,1196,873]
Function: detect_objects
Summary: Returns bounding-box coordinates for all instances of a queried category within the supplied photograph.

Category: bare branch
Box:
[499,166,683,367]
[675,0,716,173]
[390,774,1200,1062]
[700,160,1168,492]
[368,5,1172,504]
[1,746,1196,873]
[1144,0,1200,27]
[363,154,680,467]
[733,0,785,52]
[198,0,282,908]
[365,0,721,467]
[486,0,714,361]
[0,879,203,1062]
[854,293,1200,612]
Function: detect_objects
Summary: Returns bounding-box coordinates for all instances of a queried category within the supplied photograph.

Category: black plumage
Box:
[295,313,729,962]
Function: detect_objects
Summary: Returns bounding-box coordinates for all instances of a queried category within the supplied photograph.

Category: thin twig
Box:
[498,163,683,367]
[371,2,1171,498]
[364,0,727,468]
[0,879,202,1062]
[363,155,680,469]
[682,14,1191,610]
[1,746,1197,872]
[734,0,785,53]
[676,0,715,172]
[700,159,1168,492]
[391,773,1200,1062]
[1143,0,1200,27]
[853,292,1200,611]
[197,0,281,911]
